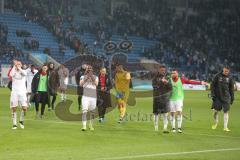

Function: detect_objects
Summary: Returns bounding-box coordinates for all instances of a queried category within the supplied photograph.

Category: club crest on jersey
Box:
[226,78,229,83]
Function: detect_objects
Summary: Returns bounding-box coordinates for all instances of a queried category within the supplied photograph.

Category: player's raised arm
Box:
[94,76,99,86]
[79,76,84,87]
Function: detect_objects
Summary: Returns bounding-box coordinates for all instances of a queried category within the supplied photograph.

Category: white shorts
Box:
[10,92,28,108]
[170,100,183,112]
[82,96,97,111]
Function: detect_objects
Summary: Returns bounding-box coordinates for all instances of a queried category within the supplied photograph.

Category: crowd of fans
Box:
[3,0,240,81]
[0,23,24,62]
[0,23,8,45]
[140,0,240,81]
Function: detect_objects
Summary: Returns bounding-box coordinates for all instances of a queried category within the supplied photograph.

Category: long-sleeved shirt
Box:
[173,77,202,85]
[211,72,235,103]
[9,67,27,93]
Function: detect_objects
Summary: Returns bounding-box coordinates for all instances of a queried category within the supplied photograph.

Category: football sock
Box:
[177,114,182,129]
[170,114,175,129]
[12,111,17,126]
[20,110,25,122]
[82,111,87,128]
[163,113,168,130]
[89,111,95,128]
[154,114,158,128]
[224,112,229,129]
[213,112,219,124]
[119,106,126,118]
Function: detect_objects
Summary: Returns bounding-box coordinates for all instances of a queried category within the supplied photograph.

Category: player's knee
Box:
[176,111,182,115]
[82,109,87,114]
[12,107,17,112]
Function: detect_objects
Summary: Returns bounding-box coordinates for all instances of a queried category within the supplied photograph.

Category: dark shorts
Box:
[212,99,230,113]
[35,92,49,104]
[153,100,170,114]
[97,91,112,108]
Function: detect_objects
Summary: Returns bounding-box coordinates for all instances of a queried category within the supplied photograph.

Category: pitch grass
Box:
[0,88,239,160]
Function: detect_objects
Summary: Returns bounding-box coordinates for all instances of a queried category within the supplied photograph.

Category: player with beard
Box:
[211,66,235,132]
[80,65,99,131]
[169,69,208,133]
[152,65,172,133]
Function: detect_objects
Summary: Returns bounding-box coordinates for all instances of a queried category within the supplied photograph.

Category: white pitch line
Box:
[96,148,240,160]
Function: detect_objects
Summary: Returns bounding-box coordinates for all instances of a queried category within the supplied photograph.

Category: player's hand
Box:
[201,81,208,85]
[212,96,216,102]
[13,60,18,66]
[162,77,168,83]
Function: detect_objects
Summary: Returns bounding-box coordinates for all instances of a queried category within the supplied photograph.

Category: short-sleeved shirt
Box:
[115,71,131,91]
[80,75,99,98]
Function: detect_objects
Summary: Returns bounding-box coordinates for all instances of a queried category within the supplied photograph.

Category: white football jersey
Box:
[80,75,98,98]
[26,68,38,93]
[9,67,27,94]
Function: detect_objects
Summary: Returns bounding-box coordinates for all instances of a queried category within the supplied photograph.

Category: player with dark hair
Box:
[48,62,59,110]
[169,69,208,133]
[97,67,112,122]
[32,64,49,118]
[211,66,235,132]
[80,65,99,131]
[75,64,87,111]
[152,65,172,133]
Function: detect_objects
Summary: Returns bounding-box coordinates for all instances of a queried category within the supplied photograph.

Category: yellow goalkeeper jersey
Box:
[115,71,131,91]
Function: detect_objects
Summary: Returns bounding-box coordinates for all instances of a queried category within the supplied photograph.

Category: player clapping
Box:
[9,60,28,129]
[80,65,99,131]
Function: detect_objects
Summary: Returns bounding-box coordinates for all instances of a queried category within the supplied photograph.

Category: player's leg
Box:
[160,101,170,133]
[118,90,129,122]
[153,100,159,131]
[97,92,103,122]
[78,95,82,111]
[27,93,32,107]
[176,111,182,133]
[212,99,221,129]
[19,107,27,129]
[153,113,159,131]
[223,104,231,132]
[48,95,52,111]
[81,96,88,131]
[169,101,176,132]
[100,92,107,122]
[35,92,40,117]
[11,107,17,129]
[212,110,219,129]
[40,92,47,118]
[176,100,183,133]
[162,112,169,133]
[19,94,28,129]
[89,98,97,131]
[170,112,176,132]
[10,92,18,129]
[51,94,57,110]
